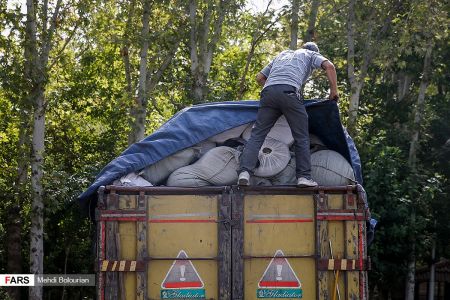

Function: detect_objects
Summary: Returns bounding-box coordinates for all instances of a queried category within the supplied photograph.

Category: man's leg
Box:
[238,89,281,179]
[279,92,313,181]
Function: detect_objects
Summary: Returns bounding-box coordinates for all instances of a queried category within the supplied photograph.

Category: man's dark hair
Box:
[302,42,319,53]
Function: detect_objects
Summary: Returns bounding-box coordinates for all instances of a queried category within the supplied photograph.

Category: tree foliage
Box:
[0,0,448,298]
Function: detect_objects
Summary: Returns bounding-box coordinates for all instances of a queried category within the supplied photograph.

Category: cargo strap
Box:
[318,258,371,271]
[99,260,145,272]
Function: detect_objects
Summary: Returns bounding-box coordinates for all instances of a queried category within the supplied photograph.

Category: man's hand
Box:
[329,91,339,101]
[256,72,267,87]
[321,60,339,101]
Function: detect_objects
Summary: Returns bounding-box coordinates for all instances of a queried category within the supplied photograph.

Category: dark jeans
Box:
[238,84,311,179]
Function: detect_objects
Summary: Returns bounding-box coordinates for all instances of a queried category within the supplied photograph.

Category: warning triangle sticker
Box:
[161,250,204,289]
[258,250,302,288]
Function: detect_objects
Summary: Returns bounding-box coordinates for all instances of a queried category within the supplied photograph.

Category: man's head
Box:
[302,42,319,53]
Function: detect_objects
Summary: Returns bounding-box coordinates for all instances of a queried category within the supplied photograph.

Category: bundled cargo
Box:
[167,146,240,187]
[78,99,364,202]
[78,100,372,300]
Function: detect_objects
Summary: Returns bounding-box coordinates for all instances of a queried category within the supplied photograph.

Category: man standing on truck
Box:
[237,42,339,187]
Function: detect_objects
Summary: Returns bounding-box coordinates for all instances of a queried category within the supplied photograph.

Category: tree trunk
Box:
[237,43,256,99]
[305,0,320,42]
[405,46,433,300]
[397,72,412,101]
[26,0,62,298]
[289,0,300,50]
[146,39,180,110]
[346,0,358,135]
[6,113,29,300]
[30,86,45,300]
[189,0,228,104]
[408,47,432,168]
[122,0,137,101]
[346,0,377,136]
[128,0,151,145]
[26,0,43,298]
[6,206,22,300]
[428,238,436,300]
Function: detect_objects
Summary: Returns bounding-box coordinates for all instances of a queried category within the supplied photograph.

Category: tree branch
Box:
[189,0,198,74]
[48,23,80,69]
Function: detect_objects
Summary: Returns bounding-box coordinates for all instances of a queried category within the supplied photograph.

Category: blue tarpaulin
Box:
[78,100,363,208]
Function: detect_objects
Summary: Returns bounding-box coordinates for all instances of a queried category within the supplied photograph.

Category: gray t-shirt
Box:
[260,49,328,90]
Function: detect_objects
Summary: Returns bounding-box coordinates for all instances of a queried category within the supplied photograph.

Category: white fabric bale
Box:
[267,115,294,146]
[254,138,290,177]
[165,171,211,187]
[271,156,297,185]
[208,124,249,143]
[311,150,356,186]
[241,122,254,141]
[241,116,294,146]
[167,146,240,186]
[113,172,153,186]
[141,147,197,185]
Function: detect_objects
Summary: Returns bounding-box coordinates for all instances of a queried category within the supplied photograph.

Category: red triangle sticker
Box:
[161,250,204,289]
[258,250,302,288]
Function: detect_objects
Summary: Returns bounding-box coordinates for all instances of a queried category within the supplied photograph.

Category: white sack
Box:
[141,147,197,185]
[271,156,296,185]
[113,172,153,186]
[167,146,240,187]
[311,150,355,186]
[242,116,294,146]
[165,172,210,187]
[208,124,249,143]
[267,115,294,146]
[254,138,290,177]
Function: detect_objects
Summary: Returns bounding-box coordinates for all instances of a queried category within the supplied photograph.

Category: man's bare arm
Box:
[321,60,339,101]
[256,72,267,87]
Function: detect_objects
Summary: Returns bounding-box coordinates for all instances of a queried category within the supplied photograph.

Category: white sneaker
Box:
[238,171,250,186]
[297,177,318,188]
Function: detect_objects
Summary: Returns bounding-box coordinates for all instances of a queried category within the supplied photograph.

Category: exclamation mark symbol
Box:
[180,264,186,281]
[276,264,283,281]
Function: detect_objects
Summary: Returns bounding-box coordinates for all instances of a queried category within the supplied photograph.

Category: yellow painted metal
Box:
[118,194,138,300]
[146,195,219,299]
[107,189,367,299]
[345,195,360,299]
[244,194,316,300]
[118,221,137,300]
[244,195,315,256]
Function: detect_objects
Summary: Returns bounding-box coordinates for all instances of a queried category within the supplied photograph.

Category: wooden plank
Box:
[315,192,330,300]
[218,190,231,300]
[97,219,105,300]
[232,187,244,300]
[105,191,119,300]
[136,191,147,300]
[345,190,359,300]
[357,185,369,300]
[118,194,137,209]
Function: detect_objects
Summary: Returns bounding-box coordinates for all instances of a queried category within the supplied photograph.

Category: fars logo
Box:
[0,275,35,286]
